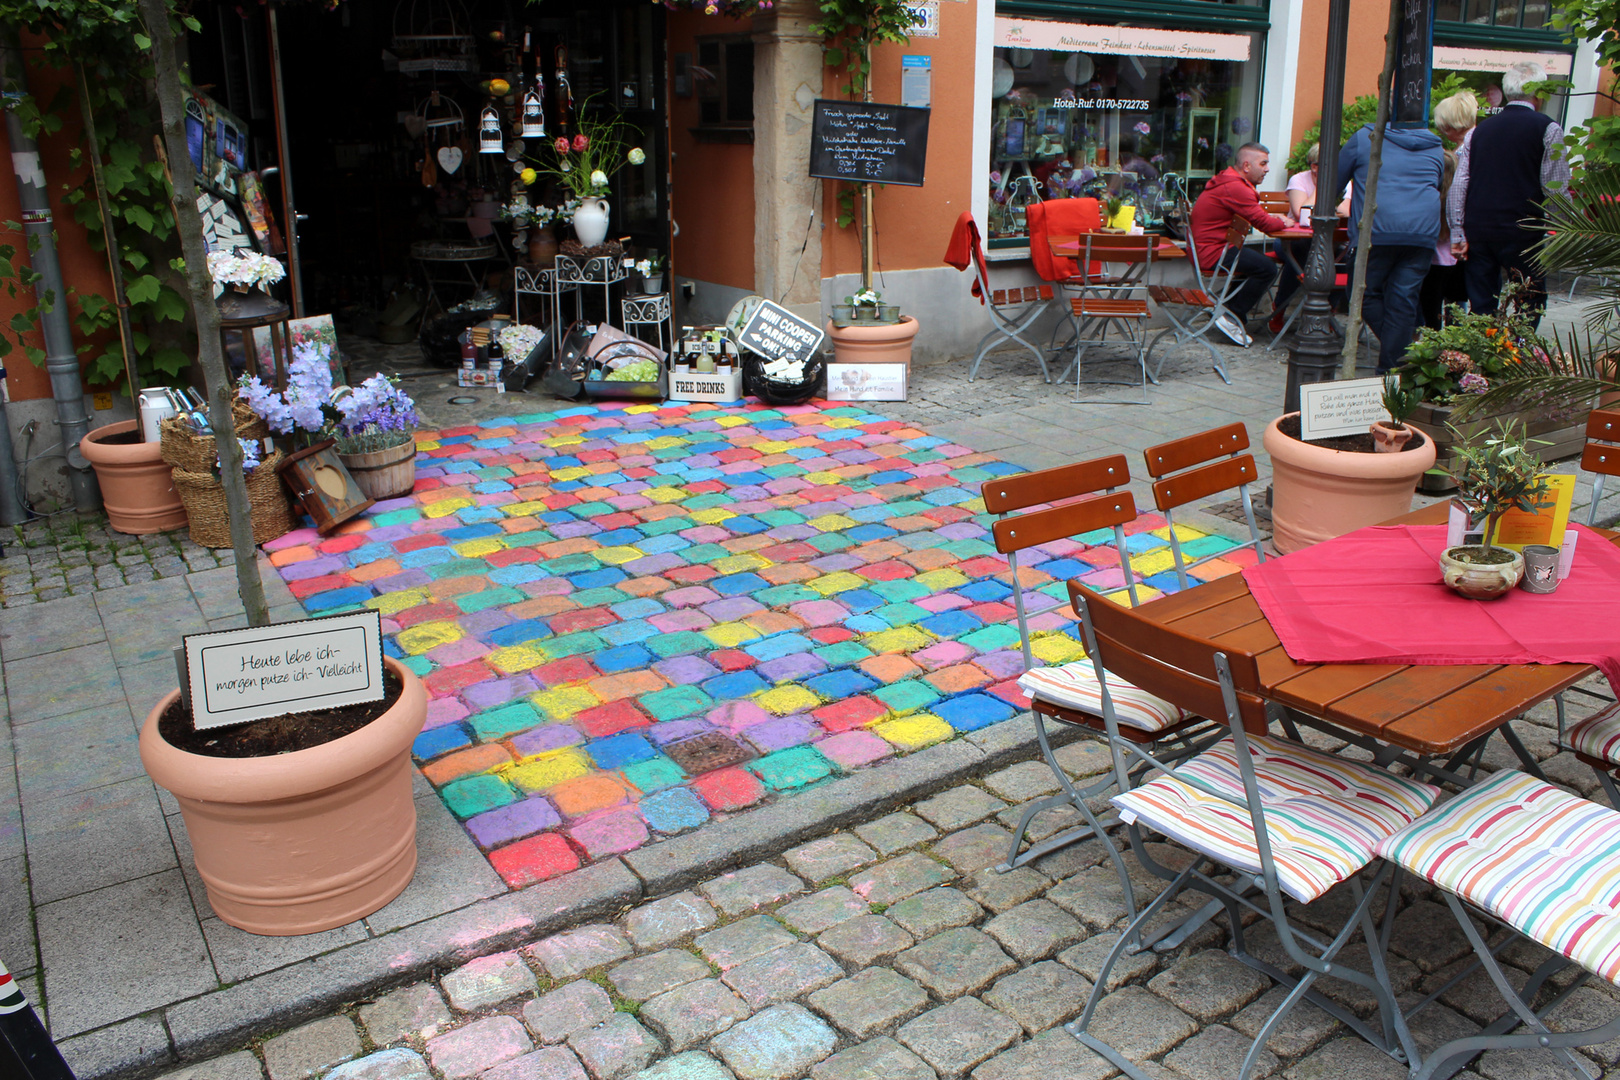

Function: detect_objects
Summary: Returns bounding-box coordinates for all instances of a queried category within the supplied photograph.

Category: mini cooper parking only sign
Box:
[183,611,385,730]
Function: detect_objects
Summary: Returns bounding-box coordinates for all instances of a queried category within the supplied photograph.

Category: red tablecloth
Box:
[1241,523,1620,695]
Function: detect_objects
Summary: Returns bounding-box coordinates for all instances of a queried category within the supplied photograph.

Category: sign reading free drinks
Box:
[183,611,385,731]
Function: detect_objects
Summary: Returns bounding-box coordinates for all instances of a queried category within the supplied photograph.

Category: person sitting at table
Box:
[1267,143,1352,334]
[1339,117,1444,372]
[1189,142,1290,346]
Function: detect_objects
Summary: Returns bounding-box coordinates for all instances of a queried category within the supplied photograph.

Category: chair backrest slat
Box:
[981,454,1130,514]
[1586,408,1620,445]
[1153,455,1261,512]
[1581,442,1620,477]
[1083,233,1155,267]
[992,491,1136,554]
[1143,422,1250,478]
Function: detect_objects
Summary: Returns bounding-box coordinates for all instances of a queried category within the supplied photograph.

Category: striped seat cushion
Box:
[1017,662,1190,733]
[1376,769,1620,984]
[1113,735,1440,903]
[1566,702,1620,765]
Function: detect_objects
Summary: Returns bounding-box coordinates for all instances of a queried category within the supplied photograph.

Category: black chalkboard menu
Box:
[809,100,930,187]
[1392,0,1436,126]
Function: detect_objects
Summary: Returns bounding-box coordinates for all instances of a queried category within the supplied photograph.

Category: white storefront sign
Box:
[994,16,1251,62]
[1433,46,1572,77]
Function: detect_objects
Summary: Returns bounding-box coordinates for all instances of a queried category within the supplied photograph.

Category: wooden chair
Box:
[1142,422,1267,587]
[1028,198,1111,364]
[1066,582,1438,1080]
[1257,191,1293,218]
[1582,407,1620,527]
[1145,207,1245,384]
[1055,232,1156,405]
[981,459,1219,879]
[952,212,1055,382]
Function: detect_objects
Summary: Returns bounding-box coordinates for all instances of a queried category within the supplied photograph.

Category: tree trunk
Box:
[1339,0,1404,377]
[139,0,269,627]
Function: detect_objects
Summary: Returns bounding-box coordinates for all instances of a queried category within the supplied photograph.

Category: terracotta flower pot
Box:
[80,420,187,534]
[139,658,427,936]
[1440,545,1524,600]
[826,316,919,367]
[1369,421,1414,453]
[1264,413,1437,554]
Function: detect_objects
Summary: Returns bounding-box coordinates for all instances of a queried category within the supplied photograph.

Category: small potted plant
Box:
[1438,419,1553,600]
[634,256,666,294]
[1371,375,1422,453]
[331,374,421,500]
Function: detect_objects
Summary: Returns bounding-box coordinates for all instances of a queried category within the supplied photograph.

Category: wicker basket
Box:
[171,450,294,548]
[160,400,270,473]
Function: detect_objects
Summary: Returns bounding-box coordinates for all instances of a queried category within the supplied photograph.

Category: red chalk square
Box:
[812,696,887,734]
[318,533,368,554]
[987,679,1030,708]
[690,767,765,812]
[807,627,855,645]
[486,548,542,568]
[396,534,450,554]
[710,649,758,673]
[489,832,580,888]
[288,574,355,599]
[395,601,465,628]
[534,656,601,688]
[575,699,652,738]
[423,659,494,697]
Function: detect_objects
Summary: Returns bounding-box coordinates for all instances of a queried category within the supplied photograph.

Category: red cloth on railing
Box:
[1241,523,1620,695]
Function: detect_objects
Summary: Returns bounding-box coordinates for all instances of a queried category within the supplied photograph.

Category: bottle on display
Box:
[554,44,574,135]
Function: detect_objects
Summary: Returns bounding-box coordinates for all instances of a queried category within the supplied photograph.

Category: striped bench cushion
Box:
[1113,735,1440,903]
[1566,702,1620,765]
[1376,769,1620,984]
[1017,662,1191,733]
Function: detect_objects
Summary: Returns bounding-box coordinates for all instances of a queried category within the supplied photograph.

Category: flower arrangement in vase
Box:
[1438,419,1552,600]
[634,256,666,294]
[518,95,643,249]
[832,287,900,328]
[206,251,286,296]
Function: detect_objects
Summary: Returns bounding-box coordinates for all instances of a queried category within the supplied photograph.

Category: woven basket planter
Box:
[172,450,294,548]
[160,400,270,474]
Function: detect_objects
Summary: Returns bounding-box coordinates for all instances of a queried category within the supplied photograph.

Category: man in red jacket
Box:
[1189,143,1290,345]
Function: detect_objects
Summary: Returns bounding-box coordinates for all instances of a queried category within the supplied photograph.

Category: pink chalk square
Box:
[648,609,713,634]
[425,697,471,730]
[708,700,772,732]
[967,602,1016,623]
[987,678,1031,708]
[427,637,492,667]
[1027,611,1071,632]
[520,578,575,598]
[790,600,851,627]
[913,641,976,671]
[664,586,721,608]
[1020,590,1064,613]
[815,731,893,769]
[681,525,731,544]
[915,593,970,614]
[1123,512,1168,534]
[1081,567,1129,589]
[569,807,650,860]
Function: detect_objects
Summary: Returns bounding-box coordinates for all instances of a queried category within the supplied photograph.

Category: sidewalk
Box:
[4,305,1615,1080]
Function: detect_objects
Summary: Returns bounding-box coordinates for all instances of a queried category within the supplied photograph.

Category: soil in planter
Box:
[1447,545,1518,565]
[159,668,404,757]
[1278,414,1428,453]
[90,427,143,446]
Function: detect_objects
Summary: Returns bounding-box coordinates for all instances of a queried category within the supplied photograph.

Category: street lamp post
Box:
[1284,0,1354,413]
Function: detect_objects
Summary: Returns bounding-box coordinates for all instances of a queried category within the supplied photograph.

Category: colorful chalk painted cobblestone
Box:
[266,401,1251,888]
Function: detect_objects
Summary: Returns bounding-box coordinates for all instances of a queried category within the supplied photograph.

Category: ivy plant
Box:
[812,0,913,232]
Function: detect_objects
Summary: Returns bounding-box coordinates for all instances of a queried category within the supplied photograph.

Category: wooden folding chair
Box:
[950,212,1055,382]
[982,460,1221,879]
[1060,232,1156,405]
[1142,422,1267,586]
[1066,582,1438,1080]
[1145,207,1244,384]
[1581,407,1619,527]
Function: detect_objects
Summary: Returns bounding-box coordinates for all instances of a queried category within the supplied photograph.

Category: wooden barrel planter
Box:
[338,440,417,501]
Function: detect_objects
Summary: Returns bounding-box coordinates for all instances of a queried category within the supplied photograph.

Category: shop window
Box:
[1431,44,1573,121]
[987,17,1263,246]
[692,34,754,143]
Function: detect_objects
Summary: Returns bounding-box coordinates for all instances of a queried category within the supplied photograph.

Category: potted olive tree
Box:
[1439,420,1553,600]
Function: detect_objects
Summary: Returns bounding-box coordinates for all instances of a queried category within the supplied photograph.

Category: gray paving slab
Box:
[99,600,208,669]
[0,852,35,975]
[364,793,506,933]
[91,575,195,616]
[0,593,107,660]
[25,775,177,904]
[5,640,125,724]
[11,701,143,801]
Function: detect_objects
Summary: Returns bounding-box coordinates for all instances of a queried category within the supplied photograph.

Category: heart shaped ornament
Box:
[437,145,464,174]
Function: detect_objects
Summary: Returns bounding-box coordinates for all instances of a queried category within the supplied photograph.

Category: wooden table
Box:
[1139,504,1614,757]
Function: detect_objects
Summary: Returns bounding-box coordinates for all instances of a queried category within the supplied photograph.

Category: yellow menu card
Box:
[1492,473,1575,551]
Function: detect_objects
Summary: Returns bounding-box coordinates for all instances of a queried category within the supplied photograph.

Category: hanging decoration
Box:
[521,83,547,138]
[479,105,503,153]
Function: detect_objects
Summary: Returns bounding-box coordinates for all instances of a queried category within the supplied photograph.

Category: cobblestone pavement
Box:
[0,513,234,607]
[145,682,1620,1080]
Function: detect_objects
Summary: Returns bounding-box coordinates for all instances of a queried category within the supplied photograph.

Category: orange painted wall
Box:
[0,45,113,402]
[820,1,977,278]
[667,10,756,291]
[1289,0,1391,153]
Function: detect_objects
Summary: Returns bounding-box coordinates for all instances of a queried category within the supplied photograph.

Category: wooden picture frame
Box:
[1186,107,1221,177]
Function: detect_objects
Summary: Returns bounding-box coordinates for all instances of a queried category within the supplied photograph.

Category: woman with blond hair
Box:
[1422,91,1478,327]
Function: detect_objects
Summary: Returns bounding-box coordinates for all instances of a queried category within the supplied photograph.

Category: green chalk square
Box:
[942,538,996,560]
[757,584,821,607]
[959,624,1023,653]
[473,466,514,480]
[372,508,421,527]
[885,500,932,518]
[763,463,804,478]
[639,517,690,537]
[442,774,516,819]
[749,746,835,791]
[870,579,932,604]
[623,755,686,794]
[906,450,947,464]
[1038,581,1071,599]
[681,543,731,564]
[949,466,994,484]
[543,553,601,575]
[570,586,630,609]
[399,654,434,676]
[873,679,941,716]
[456,586,525,614]
[898,531,949,551]
[427,557,490,580]
[1181,535,1240,558]
[814,640,873,667]
[503,529,556,547]
[470,701,540,740]
[756,509,806,527]
[641,684,716,720]
[685,492,733,511]
[645,630,713,659]
[651,445,689,461]
[572,501,616,519]
[874,602,931,627]
[545,631,608,658]
[806,532,853,554]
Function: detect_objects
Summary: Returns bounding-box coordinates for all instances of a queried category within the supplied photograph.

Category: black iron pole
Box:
[1284,0,1354,413]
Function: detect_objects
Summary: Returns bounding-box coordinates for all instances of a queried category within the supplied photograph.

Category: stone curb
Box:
[59,713,1081,1080]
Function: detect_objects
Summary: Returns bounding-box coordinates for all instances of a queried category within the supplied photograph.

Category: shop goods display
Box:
[267,401,1256,886]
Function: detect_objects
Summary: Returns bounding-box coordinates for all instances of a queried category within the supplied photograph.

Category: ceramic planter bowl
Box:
[1440,545,1524,600]
[80,420,187,534]
[139,658,427,935]
[1264,413,1436,554]
[826,316,920,368]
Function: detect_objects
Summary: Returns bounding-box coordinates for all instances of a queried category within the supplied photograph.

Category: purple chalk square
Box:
[684,454,720,469]
[648,609,713,634]
[807,554,864,573]
[936,522,987,540]
[681,525,731,544]
[613,481,650,496]
[1080,567,1128,590]
[474,491,517,507]
[281,555,349,581]
[625,553,686,576]
[836,448,881,465]
[371,495,417,513]
[856,432,897,445]
[467,796,562,849]
[264,527,320,551]
[425,697,471,730]
[464,675,539,711]
[707,700,772,732]
[646,719,715,746]
[461,607,516,636]
[914,641,977,671]
[570,807,649,860]
[843,492,884,509]
[729,500,775,515]
[664,586,721,609]
[764,476,810,495]
[521,577,574,598]
[551,520,601,539]
[428,637,492,668]
[766,524,817,542]
[915,592,971,614]
[1035,538,1087,558]
[977,650,1030,680]
[654,655,721,685]
[510,724,584,757]
[816,731,893,769]
[756,652,827,683]
[789,600,851,627]
[701,596,765,622]
[380,618,402,635]
[1020,589,1064,613]
[365,524,417,543]
[610,494,653,511]
[742,715,821,753]
[937,443,973,458]
[727,485,770,501]
[618,454,655,467]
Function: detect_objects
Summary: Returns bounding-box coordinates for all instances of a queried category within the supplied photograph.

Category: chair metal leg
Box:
[999,712,1119,872]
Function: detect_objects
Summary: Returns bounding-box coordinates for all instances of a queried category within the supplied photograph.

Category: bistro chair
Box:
[1144,208,1245,385]
[1065,580,1438,1080]
[1265,221,1351,351]
[1375,769,1620,1079]
[1581,407,1620,527]
[981,459,1219,880]
[1056,232,1156,405]
[1027,197,1110,361]
[1141,422,1267,587]
[944,210,1054,382]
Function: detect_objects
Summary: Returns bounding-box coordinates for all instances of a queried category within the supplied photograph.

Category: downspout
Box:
[0,30,101,513]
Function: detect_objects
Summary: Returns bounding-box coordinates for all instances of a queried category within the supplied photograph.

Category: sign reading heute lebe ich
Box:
[183,611,385,731]
[1298,376,1392,441]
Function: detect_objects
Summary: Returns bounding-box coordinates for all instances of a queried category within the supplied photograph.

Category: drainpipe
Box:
[0,30,101,513]
[0,376,29,525]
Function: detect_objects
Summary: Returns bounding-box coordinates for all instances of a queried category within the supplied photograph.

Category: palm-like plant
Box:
[1453,170,1620,417]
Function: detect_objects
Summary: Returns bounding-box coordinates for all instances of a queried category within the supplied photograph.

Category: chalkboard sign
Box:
[737,300,825,363]
[809,100,930,187]
[1393,0,1436,127]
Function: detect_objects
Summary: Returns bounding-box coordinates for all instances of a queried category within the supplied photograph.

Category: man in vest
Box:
[1454,61,1570,325]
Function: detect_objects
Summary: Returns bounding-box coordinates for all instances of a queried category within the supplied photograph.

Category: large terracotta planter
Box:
[826,316,919,366]
[80,420,187,534]
[1409,400,1587,493]
[139,658,427,936]
[1264,413,1437,554]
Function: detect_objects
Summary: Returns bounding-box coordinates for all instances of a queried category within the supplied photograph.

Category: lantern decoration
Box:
[479,105,503,153]
[520,81,546,138]
[277,441,374,534]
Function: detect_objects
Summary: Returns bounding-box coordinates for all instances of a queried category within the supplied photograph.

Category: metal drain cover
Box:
[447,395,478,405]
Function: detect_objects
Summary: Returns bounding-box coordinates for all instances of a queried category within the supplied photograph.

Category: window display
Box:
[987,17,1263,245]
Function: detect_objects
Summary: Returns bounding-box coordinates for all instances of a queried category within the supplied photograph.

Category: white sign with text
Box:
[184,611,385,730]
[1299,376,1390,441]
